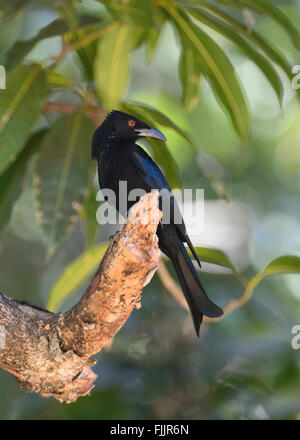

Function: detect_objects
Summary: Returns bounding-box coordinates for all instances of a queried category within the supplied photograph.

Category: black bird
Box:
[92,110,223,335]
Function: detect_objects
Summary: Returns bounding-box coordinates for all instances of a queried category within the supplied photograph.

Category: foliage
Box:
[0,0,300,420]
[0,0,298,308]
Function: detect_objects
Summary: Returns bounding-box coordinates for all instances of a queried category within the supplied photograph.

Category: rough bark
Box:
[0,192,162,403]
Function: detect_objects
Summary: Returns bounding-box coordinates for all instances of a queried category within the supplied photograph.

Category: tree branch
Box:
[0,192,162,403]
[43,101,104,127]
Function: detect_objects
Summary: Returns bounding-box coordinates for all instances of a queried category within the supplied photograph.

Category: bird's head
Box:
[92,110,166,158]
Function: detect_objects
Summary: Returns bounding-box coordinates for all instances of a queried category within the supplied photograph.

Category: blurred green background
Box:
[0,0,300,420]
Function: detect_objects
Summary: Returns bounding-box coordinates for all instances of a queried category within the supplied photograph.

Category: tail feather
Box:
[171,242,223,336]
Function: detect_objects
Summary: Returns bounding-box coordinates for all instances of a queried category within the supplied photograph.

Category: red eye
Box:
[128,120,136,127]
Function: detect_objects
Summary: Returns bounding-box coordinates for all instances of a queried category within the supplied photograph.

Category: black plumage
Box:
[92,110,223,335]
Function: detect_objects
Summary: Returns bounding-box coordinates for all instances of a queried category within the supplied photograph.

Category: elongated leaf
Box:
[188,0,293,80]
[260,256,300,277]
[34,113,95,255]
[243,255,300,304]
[5,18,67,70]
[145,27,161,63]
[46,71,76,88]
[197,151,229,201]
[0,130,46,236]
[238,0,300,50]
[0,0,28,22]
[191,246,237,274]
[0,64,47,175]
[47,243,108,311]
[179,45,202,111]
[123,100,197,149]
[5,16,108,71]
[187,6,283,105]
[80,184,100,248]
[213,0,242,6]
[164,4,250,141]
[0,11,23,55]
[94,23,144,110]
[102,0,156,26]
[0,158,24,234]
[66,22,104,81]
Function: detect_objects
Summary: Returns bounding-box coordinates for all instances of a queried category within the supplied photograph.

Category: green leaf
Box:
[94,23,144,110]
[145,27,161,63]
[0,160,24,235]
[47,243,108,311]
[244,255,300,303]
[164,4,250,141]
[193,246,238,274]
[0,11,23,55]
[187,6,283,105]
[213,0,242,6]
[123,100,197,149]
[66,22,104,81]
[46,70,76,88]
[34,113,95,256]
[80,184,100,248]
[5,18,67,70]
[102,0,156,26]
[0,130,46,236]
[0,64,47,175]
[5,17,106,71]
[189,0,293,81]
[179,45,202,111]
[238,0,300,50]
[259,256,300,277]
[197,151,230,201]
[0,0,28,22]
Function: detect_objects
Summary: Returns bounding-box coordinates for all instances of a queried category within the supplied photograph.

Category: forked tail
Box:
[171,242,223,336]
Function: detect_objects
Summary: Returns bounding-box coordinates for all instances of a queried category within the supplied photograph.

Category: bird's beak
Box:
[135,127,167,141]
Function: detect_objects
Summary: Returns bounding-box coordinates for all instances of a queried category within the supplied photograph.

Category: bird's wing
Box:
[130,146,201,268]
[130,146,170,190]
